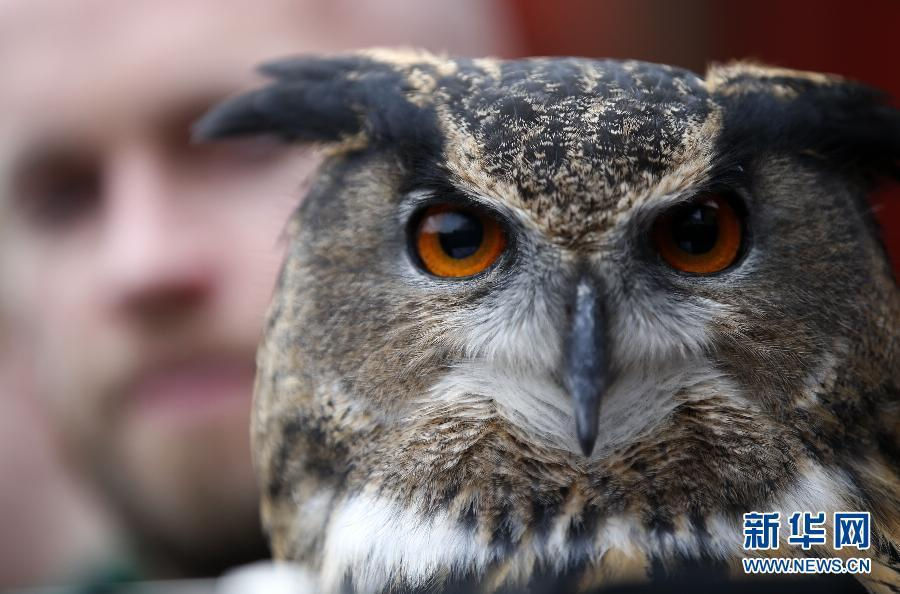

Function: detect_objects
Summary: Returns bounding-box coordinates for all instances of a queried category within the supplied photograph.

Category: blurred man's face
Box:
[0,0,323,573]
[0,0,515,576]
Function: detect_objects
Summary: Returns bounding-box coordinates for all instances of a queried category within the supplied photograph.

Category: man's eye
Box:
[14,156,101,230]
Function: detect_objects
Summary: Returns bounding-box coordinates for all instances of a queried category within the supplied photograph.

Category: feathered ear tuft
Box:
[193,57,369,143]
[193,54,435,151]
[709,63,900,183]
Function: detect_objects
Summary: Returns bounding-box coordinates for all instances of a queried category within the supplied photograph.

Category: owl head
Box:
[196,50,899,589]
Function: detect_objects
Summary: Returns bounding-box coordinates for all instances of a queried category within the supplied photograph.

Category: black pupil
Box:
[436,211,483,259]
[672,202,719,254]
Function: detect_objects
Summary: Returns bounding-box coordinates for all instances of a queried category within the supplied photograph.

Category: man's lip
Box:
[129,357,256,416]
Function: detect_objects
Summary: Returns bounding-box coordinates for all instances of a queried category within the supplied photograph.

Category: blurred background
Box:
[0,0,896,589]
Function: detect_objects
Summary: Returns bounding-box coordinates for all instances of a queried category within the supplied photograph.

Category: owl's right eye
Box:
[412,204,507,278]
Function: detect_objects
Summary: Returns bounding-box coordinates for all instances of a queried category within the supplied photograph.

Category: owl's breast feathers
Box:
[256,366,900,592]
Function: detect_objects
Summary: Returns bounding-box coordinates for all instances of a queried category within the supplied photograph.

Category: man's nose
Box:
[101,140,216,319]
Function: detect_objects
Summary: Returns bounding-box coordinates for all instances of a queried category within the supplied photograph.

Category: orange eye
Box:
[414,204,507,277]
[652,194,743,274]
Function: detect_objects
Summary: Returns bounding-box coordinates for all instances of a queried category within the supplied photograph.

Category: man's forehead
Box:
[0,0,515,149]
[2,5,306,127]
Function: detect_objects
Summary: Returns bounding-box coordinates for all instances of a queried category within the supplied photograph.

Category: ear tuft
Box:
[709,62,900,183]
[257,55,375,82]
[192,54,417,147]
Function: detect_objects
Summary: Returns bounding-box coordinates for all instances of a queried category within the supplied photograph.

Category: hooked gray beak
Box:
[563,276,611,457]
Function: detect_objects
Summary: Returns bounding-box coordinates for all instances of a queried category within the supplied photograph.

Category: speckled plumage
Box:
[197,50,900,593]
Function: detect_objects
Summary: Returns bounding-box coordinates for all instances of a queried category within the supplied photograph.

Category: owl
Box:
[195,50,900,593]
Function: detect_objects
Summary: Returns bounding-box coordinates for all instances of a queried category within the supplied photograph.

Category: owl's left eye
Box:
[652,193,744,274]
[412,204,507,278]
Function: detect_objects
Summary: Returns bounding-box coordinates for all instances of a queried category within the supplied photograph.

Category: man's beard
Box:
[47,331,270,577]
[93,426,270,577]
